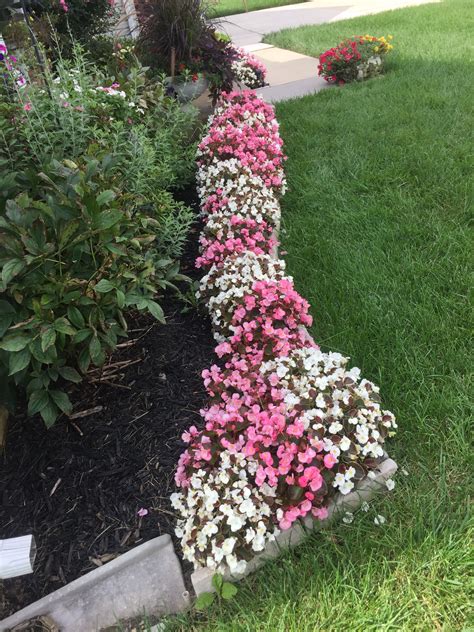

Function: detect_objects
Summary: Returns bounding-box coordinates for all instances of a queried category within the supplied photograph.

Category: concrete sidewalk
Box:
[216,0,438,102]
[219,0,439,47]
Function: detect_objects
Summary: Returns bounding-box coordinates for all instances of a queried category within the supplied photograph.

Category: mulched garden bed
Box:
[0,221,216,618]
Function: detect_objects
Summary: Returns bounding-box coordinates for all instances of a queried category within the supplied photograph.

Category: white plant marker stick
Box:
[0,535,36,579]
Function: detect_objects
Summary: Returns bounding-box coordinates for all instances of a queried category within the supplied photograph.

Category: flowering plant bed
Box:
[318,35,394,84]
[0,231,215,617]
[171,91,397,578]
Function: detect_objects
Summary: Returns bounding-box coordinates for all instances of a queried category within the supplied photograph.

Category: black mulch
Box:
[0,223,216,617]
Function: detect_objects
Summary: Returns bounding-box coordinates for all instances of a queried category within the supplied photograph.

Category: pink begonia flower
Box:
[137,508,148,517]
[323,453,338,469]
[23,103,32,111]
[312,507,329,520]
[59,0,68,12]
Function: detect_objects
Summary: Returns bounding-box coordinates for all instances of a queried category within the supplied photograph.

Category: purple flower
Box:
[137,508,148,517]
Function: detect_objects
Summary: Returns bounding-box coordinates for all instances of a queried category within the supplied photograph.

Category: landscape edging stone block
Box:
[0,535,190,631]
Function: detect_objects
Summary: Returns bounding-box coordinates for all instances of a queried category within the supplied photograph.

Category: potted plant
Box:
[318,35,394,85]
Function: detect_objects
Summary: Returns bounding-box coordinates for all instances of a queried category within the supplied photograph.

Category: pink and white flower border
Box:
[171,91,397,579]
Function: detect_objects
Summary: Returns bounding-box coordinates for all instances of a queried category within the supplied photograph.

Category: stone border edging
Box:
[192,456,397,595]
[0,535,190,631]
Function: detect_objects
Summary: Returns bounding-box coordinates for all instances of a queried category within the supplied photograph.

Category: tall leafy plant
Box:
[0,157,187,426]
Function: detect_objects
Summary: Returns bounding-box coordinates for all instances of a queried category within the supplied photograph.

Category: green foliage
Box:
[0,157,186,426]
[194,574,238,610]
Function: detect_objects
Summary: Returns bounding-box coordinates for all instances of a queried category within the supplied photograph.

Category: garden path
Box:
[214,0,439,102]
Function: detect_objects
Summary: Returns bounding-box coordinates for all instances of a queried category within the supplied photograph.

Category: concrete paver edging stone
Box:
[0,535,190,631]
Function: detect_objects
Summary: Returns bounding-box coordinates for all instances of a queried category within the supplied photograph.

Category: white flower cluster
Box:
[260,346,398,493]
[198,252,288,337]
[171,451,280,575]
[231,54,267,89]
[197,157,286,202]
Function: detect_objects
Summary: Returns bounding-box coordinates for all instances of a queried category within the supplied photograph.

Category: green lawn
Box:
[167,1,472,629]
[210,0,307,18]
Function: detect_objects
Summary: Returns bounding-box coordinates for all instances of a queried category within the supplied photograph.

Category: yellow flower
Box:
[374,46,379,52]
[388,35,393,40]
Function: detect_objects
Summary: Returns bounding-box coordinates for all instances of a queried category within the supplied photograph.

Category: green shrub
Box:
[0,157,189,426]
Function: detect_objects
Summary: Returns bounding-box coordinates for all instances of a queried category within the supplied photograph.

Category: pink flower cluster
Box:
[197,91,286,190]
[173,92,396,572]
[196,215,277,269]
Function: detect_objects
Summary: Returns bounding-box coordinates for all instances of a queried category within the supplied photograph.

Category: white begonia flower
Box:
[227,513,245,532]
[239,498,257,518]
[339,436,351,451]
[221,537,236,555]
[339,480,355,495]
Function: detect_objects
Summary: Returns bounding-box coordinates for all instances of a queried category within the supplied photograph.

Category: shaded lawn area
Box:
[210,0,307,18]
[167,0,472,629]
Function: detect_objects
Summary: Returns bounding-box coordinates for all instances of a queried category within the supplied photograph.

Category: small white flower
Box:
[342,512,354,524]
[221,537,236,555]
[385,479,395,491]
[374,514,386,526]
[361,501,370,512]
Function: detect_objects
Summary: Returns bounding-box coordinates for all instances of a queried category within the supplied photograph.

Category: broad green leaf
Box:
[0,300,15,337]
[221,582,238,600]
[96,190,116,206]
[8,347,31,375]
[194,592,215,611]
[58,366,82,383]
[28,388,49,415]
[41,327,57,352]
[67,306,85,329]
[94,279,115,293]
[146,300,165,324]
[105,243,126,256]
[89,335,104,366]
[50,389,72,414]
[116,289,125,309]
[73,328,92,344]
[40,398,59,428]
[54,317,76,335]
[0,300,16,316]
[94,210,122,230]
[0,335,30,352]
[2,258,25,286]
[78,347,91,373]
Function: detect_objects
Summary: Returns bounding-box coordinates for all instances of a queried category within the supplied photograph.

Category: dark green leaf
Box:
[0,335,30,352]
[94,279,115,293]
[94,210,123,230]
[2,258,25,286]
[54,318,76,335]
[8,347,31,375]
[67,306,85,329]
[78,347,91,373]
[41,327,57,352]
[146,300,165,324]
[50,389,72,414]
[28,388,49,415]
[89,335,104,366]
[58,366,82,383]
[96,190,116,206]
[40,398,59,428]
